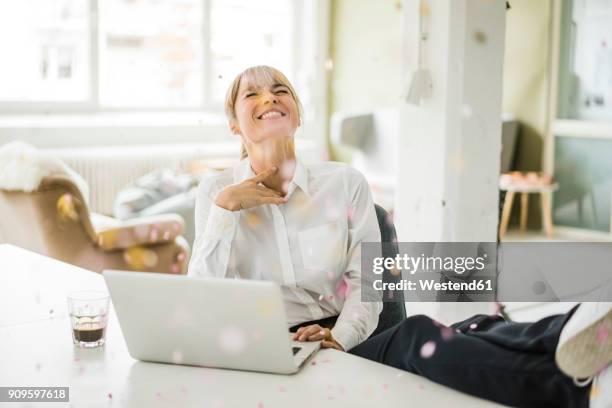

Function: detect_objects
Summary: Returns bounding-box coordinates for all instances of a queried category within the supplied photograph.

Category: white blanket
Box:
[0,141,89,203]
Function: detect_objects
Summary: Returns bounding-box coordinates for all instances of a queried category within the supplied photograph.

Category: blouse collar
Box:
[233,157,310,198]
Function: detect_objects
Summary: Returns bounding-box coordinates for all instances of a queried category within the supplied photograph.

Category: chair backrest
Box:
[369,204,406,338]
[0,176,97,251]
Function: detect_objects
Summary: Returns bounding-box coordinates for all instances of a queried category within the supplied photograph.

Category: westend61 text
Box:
[373,279,494,292]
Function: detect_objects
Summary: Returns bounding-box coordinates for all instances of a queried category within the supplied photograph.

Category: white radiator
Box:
[47,143,240,215]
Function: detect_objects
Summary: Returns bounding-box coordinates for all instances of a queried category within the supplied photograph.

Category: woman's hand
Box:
[215,167,287,211]
[292,324,345,351]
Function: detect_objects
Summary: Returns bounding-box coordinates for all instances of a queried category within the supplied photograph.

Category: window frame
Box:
[0,0,326,117]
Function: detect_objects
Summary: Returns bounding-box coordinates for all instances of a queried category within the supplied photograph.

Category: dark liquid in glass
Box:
[73,325,105,342]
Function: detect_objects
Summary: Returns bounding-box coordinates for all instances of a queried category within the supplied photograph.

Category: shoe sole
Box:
[555,307,612,379]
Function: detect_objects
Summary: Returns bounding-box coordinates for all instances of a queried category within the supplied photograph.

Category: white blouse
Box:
[187,158,382,350]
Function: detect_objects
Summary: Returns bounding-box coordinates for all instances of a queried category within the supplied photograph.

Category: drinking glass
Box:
[67,291,109,348]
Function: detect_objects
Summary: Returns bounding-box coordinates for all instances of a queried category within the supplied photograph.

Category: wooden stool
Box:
[499,173,558,239]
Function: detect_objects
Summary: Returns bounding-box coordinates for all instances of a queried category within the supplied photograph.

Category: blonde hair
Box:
[224,66,303,159]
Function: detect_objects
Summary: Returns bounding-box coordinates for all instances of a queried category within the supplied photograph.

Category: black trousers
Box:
[349,307,590,408]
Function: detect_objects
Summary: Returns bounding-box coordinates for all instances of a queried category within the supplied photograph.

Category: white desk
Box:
[0,244,502,407]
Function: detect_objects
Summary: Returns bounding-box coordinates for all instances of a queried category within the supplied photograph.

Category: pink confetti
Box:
[469,323,478,330]
[73,357,80,362]
[280,160,296,178]
[257,403,264,408]
[278,385,286,392]
[417,384,425,390]
[150,227,159,241]
[596,323,610,345]
[441,327,455,341]
[493,302,503,315]
[335,279,349,300]
[134,224,149,240]
[347,206,356,221]
[420,341,436,358]
[382,383,389,391]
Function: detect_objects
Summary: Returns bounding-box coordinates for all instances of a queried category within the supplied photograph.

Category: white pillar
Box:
[395,0,506,323]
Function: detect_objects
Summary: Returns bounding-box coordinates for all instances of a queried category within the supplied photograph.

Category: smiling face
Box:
[226,66,301,149]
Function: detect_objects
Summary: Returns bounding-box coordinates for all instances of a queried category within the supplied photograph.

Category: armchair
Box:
[0,142,189,274]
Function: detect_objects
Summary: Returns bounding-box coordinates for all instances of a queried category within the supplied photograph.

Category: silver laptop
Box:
[103,270,320,374]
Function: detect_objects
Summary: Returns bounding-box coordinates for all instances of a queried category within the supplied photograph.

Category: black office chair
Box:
[368,204,406,338]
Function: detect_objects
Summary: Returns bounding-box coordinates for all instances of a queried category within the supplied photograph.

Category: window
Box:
[0,0,322,114]
[98,0,204,108]
[209,0,294,103]
[558,0,612,121]
[0,0,90,102]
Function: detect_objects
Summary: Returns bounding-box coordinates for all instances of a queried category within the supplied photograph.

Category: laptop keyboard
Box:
[292,346,301,355]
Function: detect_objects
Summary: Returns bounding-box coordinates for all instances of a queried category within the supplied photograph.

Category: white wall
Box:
[328,0,404,161]
[395,0,506,322]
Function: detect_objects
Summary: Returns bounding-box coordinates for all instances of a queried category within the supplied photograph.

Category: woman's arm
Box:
[330,168,383,351]
[187,167,286,278]
[187,176,240,278]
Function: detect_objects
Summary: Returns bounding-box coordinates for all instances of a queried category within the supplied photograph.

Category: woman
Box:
[188,65,382,351]
[188,65,611,407]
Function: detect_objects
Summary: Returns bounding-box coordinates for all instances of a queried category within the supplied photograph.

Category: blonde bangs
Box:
[224,65,302,121]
